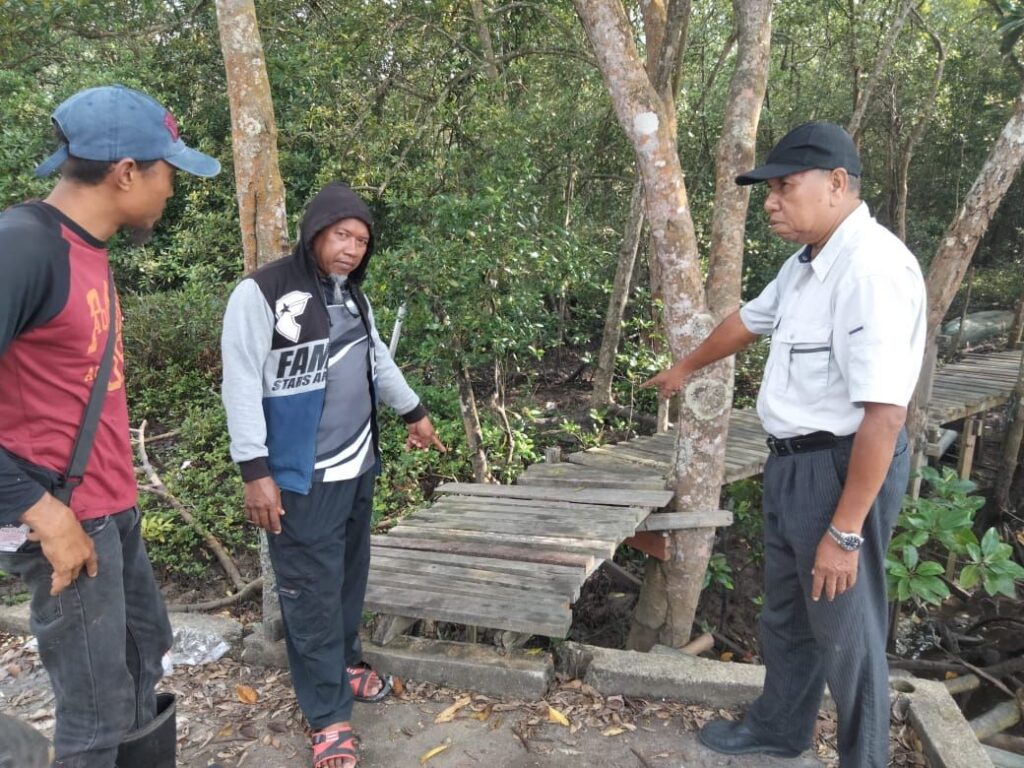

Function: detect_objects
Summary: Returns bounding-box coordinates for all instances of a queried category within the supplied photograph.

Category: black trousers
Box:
[269,471,375,729]
[745,430,908,767]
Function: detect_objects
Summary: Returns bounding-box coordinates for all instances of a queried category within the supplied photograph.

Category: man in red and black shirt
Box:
[0,85,219,768]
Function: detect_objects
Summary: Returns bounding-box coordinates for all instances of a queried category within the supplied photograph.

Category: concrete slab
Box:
[566,641,765,708]
[363,635,554,701]
[239,622,289,668]
[0,601,29,635]
[896,677,994,768]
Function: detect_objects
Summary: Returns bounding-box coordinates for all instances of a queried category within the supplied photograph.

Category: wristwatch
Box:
[828,524,864,552]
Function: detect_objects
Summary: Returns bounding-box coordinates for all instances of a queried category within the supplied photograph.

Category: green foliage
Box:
[960,527,1024,597]
[887,466,1024,606]
[725,478,765,561]
[733,339,770,409]
[947,265,1024,319]
[121,282,229,422]
[894,467,985,553]
[703,552,734,590]
[558,410,633,450]
[609,308,667,414]
[137,402,247,579]
[886,544,950,604]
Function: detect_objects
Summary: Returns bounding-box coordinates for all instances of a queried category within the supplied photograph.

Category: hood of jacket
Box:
[296,182,375,285]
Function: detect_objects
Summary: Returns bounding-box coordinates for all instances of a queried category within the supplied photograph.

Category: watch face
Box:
[842,533,863,551]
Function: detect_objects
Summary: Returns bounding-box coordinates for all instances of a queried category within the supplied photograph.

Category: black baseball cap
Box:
[735,121,861,186]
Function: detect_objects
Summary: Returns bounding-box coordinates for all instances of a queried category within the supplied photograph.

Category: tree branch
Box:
[136,419,247,592]
[165,577,263,613]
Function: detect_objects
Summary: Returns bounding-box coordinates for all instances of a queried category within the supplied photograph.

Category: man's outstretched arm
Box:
[642,311,759,399]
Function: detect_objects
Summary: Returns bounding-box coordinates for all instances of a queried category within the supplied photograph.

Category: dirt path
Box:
[0,632,927,767]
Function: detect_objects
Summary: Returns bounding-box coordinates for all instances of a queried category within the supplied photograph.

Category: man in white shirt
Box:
[645,122,925,767]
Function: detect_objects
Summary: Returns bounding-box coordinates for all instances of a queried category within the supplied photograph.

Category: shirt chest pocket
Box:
[773,320,833,399]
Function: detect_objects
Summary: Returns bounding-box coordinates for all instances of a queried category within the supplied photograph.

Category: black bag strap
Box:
[55,270,118,504]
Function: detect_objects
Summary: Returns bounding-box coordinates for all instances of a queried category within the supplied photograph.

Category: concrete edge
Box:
[0,601,29,636]
[241,630,554,701]
[896,677,995,768]
[563,642,993,768]
[362,635,553,701]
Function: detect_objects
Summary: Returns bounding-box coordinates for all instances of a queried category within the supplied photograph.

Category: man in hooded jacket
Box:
[221,182,444,768]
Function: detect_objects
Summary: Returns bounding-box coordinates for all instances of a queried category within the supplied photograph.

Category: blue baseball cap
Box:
[35,84,220,178]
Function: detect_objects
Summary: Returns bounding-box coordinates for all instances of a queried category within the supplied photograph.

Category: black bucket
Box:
[115,692,176,768]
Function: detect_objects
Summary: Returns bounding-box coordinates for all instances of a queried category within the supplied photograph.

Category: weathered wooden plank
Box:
[372,535,593,570]
[371,548,579,584]
[605,441,674,459]
[516,472,668,491]
[370,540,583,580]
[403,510,632,540]
[433,494,651,521]
[388,525,614,558]
[725,454,766,472]
[726,443,769,460]
[369,556,577,598]
[367,568,569,608]
[434,482,673,509]
[425,502,644,530]
[724,466,764,484]
[522,461,664,480]
[566,450,672,473]
[363,584,571,637]
[637,509,734,531]
[584,446,673,470]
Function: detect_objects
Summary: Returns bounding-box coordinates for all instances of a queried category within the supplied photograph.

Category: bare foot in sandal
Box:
[347,664,392,703]
[312,721,358,768]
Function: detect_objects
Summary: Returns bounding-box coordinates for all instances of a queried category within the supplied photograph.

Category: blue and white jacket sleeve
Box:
[221,279,275,482]
[365,300,427,424]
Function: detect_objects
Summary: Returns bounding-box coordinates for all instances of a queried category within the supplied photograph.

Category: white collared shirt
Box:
[739,203,926,439]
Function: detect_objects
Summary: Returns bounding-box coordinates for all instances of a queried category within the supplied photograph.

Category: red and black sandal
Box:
[347,663,393,703]
[312,724,358,768]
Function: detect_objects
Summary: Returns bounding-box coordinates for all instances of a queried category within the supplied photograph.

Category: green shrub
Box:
[887,466,1024,605]
[122,282,230,423]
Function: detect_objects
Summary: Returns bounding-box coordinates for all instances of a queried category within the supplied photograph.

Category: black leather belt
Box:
[766,431,853,457]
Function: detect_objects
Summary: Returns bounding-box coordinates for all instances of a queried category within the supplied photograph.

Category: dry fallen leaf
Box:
[420,741,450,764]
[720,652,734,662]
[235,684,259,705]
[547,706,570,727]
[392,676,406,696]
[602,726,626,737]
[471,705,492,721]
[434,696,472,724]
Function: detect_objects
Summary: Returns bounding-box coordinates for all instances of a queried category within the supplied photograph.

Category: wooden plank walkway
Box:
[365,482,673,638]
[367,348,1022,640]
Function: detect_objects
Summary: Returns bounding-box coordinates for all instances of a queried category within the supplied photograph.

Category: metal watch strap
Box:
[828,523,863,551]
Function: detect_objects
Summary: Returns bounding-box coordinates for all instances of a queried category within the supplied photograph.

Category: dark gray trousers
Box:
[0,507,173,768]
[745,431,908,767]
[270,471,375,730]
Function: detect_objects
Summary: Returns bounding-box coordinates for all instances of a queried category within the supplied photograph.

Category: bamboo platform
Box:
[366,348,1022,641]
